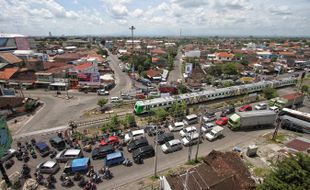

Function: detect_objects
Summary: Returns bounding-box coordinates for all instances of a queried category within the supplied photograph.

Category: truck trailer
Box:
[269,93,304,109]
[228,110,277,130]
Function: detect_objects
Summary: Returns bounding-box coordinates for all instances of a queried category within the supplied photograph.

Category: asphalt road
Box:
[168,46,183,83]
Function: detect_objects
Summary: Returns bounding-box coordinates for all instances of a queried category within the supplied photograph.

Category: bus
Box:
[278,108,310,134]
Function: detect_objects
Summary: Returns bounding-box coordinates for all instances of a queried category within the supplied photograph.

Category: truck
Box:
[205,126,224,141]
[228,110,277,130]
[269,93,304,109]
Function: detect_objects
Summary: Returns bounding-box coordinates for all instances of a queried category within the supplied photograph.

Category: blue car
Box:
[35,142,50,157]
[104,151,125,167]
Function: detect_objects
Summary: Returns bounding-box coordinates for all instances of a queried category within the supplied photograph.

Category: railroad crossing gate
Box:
[0,117,12,157]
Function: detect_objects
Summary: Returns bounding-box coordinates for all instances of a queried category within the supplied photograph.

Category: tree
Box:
[240,59,249,66]
[97,48,108,57]
[207,65,222,76]
[263,87,278,100]
[222,63,239,75]
[177,84,187,94]
[123,114,136,128]
[153,108,169,123]
[257,153,310,190]
[97,98,108,108]
[301,85,309,94]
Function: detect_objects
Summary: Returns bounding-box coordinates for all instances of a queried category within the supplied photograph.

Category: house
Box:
[0,68,19,81]
[185,50,201,58]
[150,48,167,56]
[215,52,234,61]
[160,150,255,190]
[145,69,162,81]
[0,52,23,67]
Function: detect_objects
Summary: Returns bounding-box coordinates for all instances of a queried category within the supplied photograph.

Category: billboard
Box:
[78,72,100,85]
[185,63,193,74]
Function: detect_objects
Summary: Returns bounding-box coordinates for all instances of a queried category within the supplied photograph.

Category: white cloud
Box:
[131,8,143,18]
[269,5,292,15]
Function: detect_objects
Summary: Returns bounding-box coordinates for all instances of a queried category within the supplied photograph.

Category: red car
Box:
[238,104,252,112]
[100,136,120,146]
[215,117,228,126]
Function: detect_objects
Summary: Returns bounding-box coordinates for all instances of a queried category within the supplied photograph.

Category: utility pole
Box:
[272,115,282,140]
[0,161,10,186]
[187,132,193,162]
[129,26,135,72]
[153,123,159,177]
[194,115,203,162]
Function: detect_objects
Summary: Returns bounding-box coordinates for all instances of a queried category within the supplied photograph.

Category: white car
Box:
[161,139,182,153]
[179,126,197,137]
[36,161,60,174]
[201,123,216,133]
[168,122,185,132]
[97,89,109,96]
[269,106,280,112]
[181,132,201,146]
[255,103,267,110]
[124,129,145,143]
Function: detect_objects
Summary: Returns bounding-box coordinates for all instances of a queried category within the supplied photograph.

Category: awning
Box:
[50,82,67,87]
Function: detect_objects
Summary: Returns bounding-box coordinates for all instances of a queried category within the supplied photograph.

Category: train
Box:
[133,77,297,115]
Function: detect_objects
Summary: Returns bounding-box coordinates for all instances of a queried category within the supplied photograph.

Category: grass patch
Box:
[253,167,270,177]
[150,175,159,181]
[185,159,201,165]
[265,132,288,143]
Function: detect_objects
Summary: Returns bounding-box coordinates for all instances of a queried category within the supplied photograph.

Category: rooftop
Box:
[0,52,22,64]
[0,67,19,80]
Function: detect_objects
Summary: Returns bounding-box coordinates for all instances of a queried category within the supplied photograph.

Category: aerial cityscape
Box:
[0,0,309,190]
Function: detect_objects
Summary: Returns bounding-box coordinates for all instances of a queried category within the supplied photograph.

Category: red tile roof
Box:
[216,52,234,58]
[281,92,303,100]
[74,62,93,71]
[0,67,19,80]
[150,48,166,55]
[146,69,161,78]
[43,61,67,70]
[152,57,160,63]
[0,52,22,64]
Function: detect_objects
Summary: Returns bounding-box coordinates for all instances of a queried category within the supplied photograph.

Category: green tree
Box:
[301,85,309,94]
[97,98,108,108]
[257,153,310,190]
[263,87,278,100]
[177,84,187,94]
[123,114,136,128]
[97,48,108,57]
[222,63,239,75]
[24,101,34,112]
[153,108,169,123]
[271,57,277,62]
[207,65,222,76]
[240,59,249,66]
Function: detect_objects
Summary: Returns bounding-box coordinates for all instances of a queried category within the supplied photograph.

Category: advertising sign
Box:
[185,63,193,74]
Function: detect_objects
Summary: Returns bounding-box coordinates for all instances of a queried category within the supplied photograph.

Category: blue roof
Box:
[71,157,90,168]
[106,151,123,160]
[35,142,48,150]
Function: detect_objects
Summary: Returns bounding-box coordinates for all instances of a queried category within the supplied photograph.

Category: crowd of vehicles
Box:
[134,77,297,114]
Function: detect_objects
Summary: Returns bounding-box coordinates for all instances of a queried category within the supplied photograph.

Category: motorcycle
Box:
[30,148,37,159]
[122,158,132,167]
[61,178,74,188]
[92,173,102,183]
[22,154,30,163]
[31,138,36,146]
[73,173,81,181]
[50,150,57,159]
[84,182,96,190]
[78,177,87,188]
[21,165,31,178]
[4,159,14,169]
[47,174,56,183]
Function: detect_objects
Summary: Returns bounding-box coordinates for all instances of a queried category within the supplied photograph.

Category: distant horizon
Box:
[1,0,310,37]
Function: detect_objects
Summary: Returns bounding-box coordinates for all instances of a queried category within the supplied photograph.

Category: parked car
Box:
[179,126,197,137]
[220,105,235,117]
[124,129,145,143]
[144,124,160,136]
[156,133,175,145]
[215,117,229,126]
[35,142,50,157]
[100,136,120,146]
[49,136,66,151]
[1,149,17,162]
[97,89,109,96]
[127,138,149,152]
[269,106,280,112]
[181,132,201,146]
[132,145,155,163]
[183,114,198,125]
[36,161,60,174]
[56,149,83,163]
[168,122,185,132]
[110,97,122,103]
[255,103,267,110]
[202,113,216,123]
[91,144,115,160]
[104,151,125,167]
[161,139,182,153]
[238,104,252,112]
[201,123,216,133]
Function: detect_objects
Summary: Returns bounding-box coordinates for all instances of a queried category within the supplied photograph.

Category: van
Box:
[110,97,122,103]
[104,151,125,167]
[181,132,201,146]
[124,129,145,143]
[168,122,185,132]
[183,114,198,125]
[49,136,66,151]
[56,149,84,163]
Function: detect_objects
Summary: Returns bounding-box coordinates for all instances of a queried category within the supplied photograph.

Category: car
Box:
[144,124,159,136]
[220,105,235,117]
[97,89,109,96]
[91,144,115,160]
[1,149,17,162]
[215,117,228,126]
[179,126,197,137]
[100,136,120,146]
[238,104,252,112]
[36,161,60,174]
[127,138,149,152]
[56,149,84,163]
[49,136,66,151]
[35,142,50,157]
[181,132,201,146]
[202,113,216,123]
[156,133,175,145]
[168,122,185,132]
[132,145,155,163]
[201,123,216,133]
[269,106,280,112]
[124,129,145,143]
[110,97,122,103]
[161,139,182,153]
[255,103,267,110]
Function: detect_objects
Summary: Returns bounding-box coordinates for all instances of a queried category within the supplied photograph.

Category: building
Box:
[215,52,234,61]
[0,52,23,67]
[160,150,255,190]
[0,33,30,52]
[185,50,201,58]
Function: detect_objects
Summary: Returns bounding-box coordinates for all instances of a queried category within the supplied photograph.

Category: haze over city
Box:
[1,0,310,36]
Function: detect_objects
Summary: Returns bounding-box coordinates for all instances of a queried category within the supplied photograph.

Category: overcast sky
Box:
[0,0,309,37]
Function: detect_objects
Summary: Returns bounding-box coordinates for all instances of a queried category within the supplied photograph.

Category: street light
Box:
[194,106,207,162]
